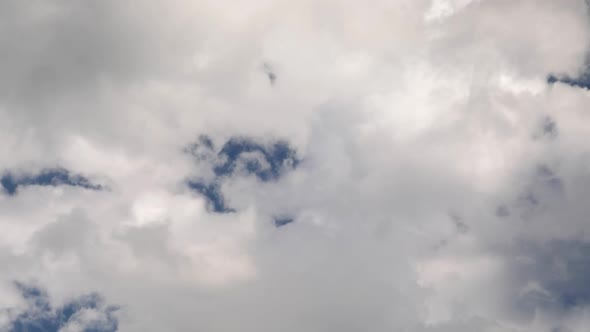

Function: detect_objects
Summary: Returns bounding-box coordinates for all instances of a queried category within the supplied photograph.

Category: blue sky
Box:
[186,136,299,215]
[9,283,118,332]
[1,169,102,196]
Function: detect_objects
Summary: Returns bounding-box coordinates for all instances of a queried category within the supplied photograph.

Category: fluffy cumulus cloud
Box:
[1,0,590,331]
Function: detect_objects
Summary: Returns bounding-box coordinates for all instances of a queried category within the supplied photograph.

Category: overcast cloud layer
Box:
[2,0,590,331]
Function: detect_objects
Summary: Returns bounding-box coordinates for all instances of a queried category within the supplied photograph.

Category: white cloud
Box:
[1,0,590,331]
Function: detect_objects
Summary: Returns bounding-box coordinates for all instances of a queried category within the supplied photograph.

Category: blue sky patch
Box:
[7,283,118,332]
[548,73,590,90]
[187,181,235,213]
[213,138,299,181]
[1,168,102,195]
[186,136,300,214]
[273,217,294,228]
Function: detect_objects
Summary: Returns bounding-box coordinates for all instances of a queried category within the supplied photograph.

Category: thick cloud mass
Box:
[1,0,590,331]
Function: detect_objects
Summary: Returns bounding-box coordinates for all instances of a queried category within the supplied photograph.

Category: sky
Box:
[1,0,590,331]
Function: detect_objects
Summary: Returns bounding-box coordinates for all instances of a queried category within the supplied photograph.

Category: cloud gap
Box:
[186,136,300,214]
[1,168,102,196]
[6,283,118,332]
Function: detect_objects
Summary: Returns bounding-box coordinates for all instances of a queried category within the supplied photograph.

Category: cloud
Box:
[1,0,590,331]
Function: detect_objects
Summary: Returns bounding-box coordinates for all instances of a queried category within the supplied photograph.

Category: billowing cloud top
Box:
[1,0,590,331]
